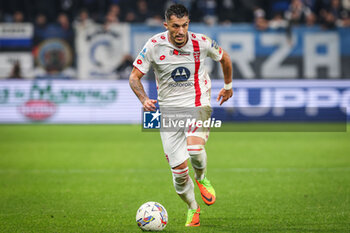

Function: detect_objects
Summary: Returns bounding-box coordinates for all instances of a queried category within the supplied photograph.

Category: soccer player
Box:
[129,4,233,227]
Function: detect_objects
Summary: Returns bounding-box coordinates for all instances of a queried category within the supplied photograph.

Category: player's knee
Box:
[171,167,191,194]
[187,145,205,156]
[187,145,206,169]
[171,167,189,185]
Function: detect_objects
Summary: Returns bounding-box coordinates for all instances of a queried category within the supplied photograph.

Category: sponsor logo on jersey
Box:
[167,82,193,88]
[160,55,166,60]
[137,59,142,64]
[171,49,190,56]
[171,67,191,82]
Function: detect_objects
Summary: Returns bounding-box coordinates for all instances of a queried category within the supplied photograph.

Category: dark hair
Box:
[165,4,189,21]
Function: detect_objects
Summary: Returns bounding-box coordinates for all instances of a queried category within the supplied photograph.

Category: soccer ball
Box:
[136,201,168,231]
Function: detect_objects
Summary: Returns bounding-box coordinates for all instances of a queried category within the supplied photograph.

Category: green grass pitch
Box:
[0,124,349,232]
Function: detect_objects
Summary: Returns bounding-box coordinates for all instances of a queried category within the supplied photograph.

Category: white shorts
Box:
[160,106,212,168]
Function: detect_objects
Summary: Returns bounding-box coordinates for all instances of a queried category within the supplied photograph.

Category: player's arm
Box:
[217,50,233,106]
[129,67,157,111]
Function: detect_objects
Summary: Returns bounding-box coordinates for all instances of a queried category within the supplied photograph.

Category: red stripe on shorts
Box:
[192,126,198,133]
[187,124,192,133]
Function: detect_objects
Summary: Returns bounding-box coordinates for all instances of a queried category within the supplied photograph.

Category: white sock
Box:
[187,145,207,180]
[171,167,197,209]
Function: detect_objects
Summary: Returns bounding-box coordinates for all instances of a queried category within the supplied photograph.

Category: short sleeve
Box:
[203,35,223,62]
[133,40,153,74]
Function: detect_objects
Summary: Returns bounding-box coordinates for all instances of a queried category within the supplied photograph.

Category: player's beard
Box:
[174,35,187,47]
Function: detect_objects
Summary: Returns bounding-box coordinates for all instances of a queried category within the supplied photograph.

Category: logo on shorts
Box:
[171,67,191,82]
[143,110,161,129]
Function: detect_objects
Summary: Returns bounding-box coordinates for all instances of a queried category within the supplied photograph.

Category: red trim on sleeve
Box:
[192,39,201,107]
[133,65,145,75]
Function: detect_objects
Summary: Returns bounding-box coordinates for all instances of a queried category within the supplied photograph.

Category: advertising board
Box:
[0,80,144,123]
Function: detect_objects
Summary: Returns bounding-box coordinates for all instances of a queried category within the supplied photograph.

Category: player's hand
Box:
[143,99,157,111]
[216,88,233,106]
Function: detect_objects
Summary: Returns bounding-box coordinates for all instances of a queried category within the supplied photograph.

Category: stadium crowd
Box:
[1,0,350,29]
[1,0,349,80]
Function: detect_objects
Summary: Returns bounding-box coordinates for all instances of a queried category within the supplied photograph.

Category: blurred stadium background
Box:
[0,0,350,232]
[0,0,349,123]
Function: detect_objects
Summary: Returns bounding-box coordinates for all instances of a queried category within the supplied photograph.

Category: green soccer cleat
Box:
[195,176,216,206]
[185,206,200,227]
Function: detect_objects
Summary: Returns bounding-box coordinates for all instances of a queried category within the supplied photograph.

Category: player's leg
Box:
[187,136,206,180]
[171,160,197,210]
[187,135,216,206]
[186,106,216,206]
[171,161,200,227]
[160,131,200,226]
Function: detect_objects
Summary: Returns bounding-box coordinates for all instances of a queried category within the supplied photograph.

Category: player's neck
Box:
[168,32,188,48]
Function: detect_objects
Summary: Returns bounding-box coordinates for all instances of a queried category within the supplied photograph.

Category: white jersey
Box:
[133,31,223,107]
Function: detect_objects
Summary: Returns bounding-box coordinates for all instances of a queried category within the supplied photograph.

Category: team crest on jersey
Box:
[171,67,191,82]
